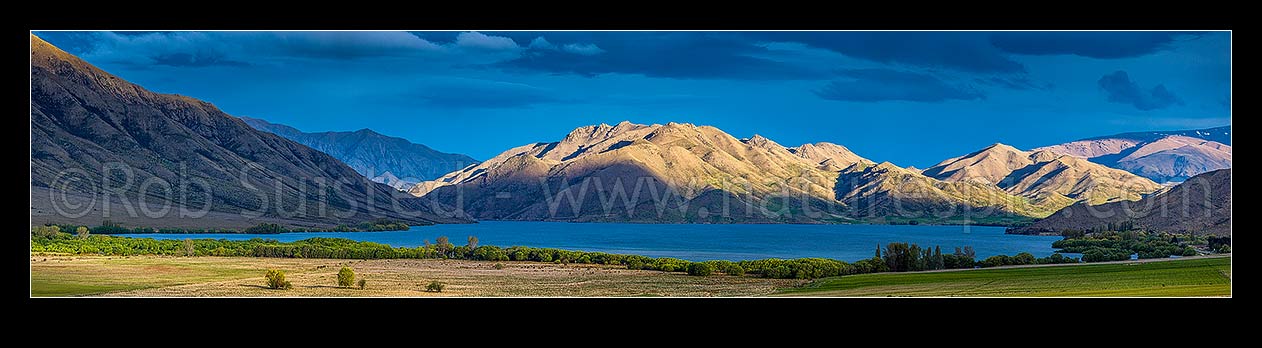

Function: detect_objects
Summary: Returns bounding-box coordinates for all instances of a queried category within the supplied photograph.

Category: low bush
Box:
[426,281,445,292]
[265,270,292,290]
[686,262,714,276]
[338,266,355,287]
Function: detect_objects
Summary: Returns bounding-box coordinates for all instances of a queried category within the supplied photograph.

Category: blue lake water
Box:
[118,221,1069,262]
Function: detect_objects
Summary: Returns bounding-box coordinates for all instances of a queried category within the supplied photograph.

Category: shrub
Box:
[1182,247,1198,256]
[1036,253,1077,264]
[473,246,509,261]
[980,255,1010,267]
[265,270,292,290]
[245,223,285,234]
[338,266,355,287]
[706,260,744,276]
[31,225,62,239]
[765,266,791,279]
[1082,248,1132,262]
[76,226,90,239]
[357,279,367,290]
[494,263,505,270]
[1012,252,1036,265]
[426,281,445,292]
[625,258,645,270]
[686,262,714,276]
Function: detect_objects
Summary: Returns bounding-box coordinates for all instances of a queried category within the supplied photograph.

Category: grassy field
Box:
[775,256,1231,297]
[31,254,1231,297]
[30,255,804,297]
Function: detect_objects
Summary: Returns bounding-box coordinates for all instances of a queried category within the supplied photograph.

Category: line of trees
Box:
[32,229,1093,280]
[48,219,412,235]
[1051,230,1202,262]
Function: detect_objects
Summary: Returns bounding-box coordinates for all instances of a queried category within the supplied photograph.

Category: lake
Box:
[118,221,1069,262]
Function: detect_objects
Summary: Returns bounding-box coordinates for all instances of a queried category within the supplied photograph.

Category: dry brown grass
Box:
[32,255,804,297]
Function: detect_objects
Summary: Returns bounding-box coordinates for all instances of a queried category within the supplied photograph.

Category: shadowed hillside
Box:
[241,116,478,190]
[30,34,470,229]
[1010,169,1230,236]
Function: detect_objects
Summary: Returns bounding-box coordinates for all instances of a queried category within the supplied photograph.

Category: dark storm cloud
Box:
[973,76,1052,91]
[990,32,1195,58]
[750,32,1027,73]
[814,69,984,103]
[489,32,825,80]
[40,31,447,68]
[150,53,250,67]
[1097,70,1181,111]
[398,79,561,109]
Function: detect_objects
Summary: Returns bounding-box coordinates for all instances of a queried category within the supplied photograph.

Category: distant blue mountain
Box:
[241,117,477,190]
[1084,125,1230,145]
[1038,125,1231,183]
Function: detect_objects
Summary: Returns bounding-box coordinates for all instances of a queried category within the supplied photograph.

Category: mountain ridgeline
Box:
[409,122,1163,224]
[1035,126,1231,183]
[921,143,1163,206]
[29,33,1228,229]
[1010,169,1231,236]
[240,117,478,190]
[30,35,471,229]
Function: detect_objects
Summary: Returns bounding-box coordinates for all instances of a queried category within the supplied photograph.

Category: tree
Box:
[266,270,292,290]
[435,236,451,257]
[76,226,90,239]
[183,239,195,256]
[338,266,355,287]
[874,244,882,259]
[962,246,976,259]
[1181,246,1197,256]
[31,226,52,238]
[32,225,62,238]
[931,246,944,270]
[467,235,479,250]
[1012,252,1036,265]
[883,242,926,272]
[980,255,1011,267]
[357,279,367,290]
[686,262,714,276]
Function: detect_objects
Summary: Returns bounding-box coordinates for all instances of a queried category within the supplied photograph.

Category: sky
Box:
[34,31,1231,168]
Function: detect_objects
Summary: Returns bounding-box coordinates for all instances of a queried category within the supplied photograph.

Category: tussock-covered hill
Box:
[30,35,469,229]
[1011,169,1231,236]
[1037,127,1231,183]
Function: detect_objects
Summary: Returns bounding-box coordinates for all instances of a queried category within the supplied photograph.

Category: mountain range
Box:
[922,143,1163,205]
[240,117,477,190]
[29,33,1229,230]
[412,122,865,223]
[30,35,469,229]
[1010,169,1231,236]
[1035,126,1231,183]
[409,122,1162,224]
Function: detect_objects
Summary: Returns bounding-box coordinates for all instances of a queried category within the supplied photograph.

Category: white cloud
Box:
[454,31,521,51]
[528,36,557,50]
[561,43,605,56]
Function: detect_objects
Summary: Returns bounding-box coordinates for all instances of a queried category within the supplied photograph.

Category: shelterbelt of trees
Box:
[42,220,411,235]
[31,226,1221,280]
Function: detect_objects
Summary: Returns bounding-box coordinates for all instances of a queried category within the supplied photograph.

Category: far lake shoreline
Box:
[116,221,1067,262]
